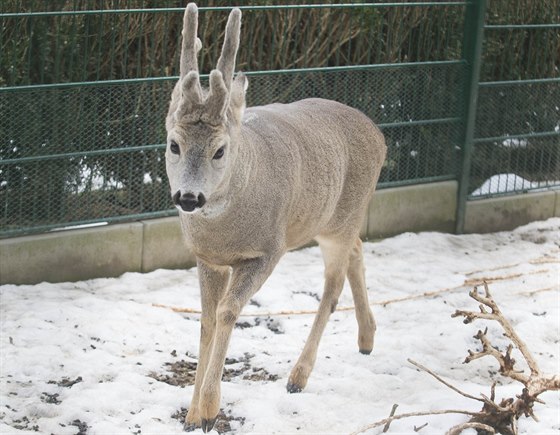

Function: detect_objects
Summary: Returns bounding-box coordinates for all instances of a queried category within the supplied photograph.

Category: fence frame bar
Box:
[455,0,487,234]
[2,2,467,18]
[0,60,465,93]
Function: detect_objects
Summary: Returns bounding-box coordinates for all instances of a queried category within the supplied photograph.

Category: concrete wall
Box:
[367,181,457,238]
[1,218,196,285]
[464,190,558,234]
[1,181,558,285]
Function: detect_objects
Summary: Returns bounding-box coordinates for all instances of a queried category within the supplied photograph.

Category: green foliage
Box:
[0,1,558,234]
[2,0,557,86]
[482,0,560,81]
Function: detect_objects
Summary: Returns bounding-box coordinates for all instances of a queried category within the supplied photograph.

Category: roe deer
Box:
[165,3,386,432]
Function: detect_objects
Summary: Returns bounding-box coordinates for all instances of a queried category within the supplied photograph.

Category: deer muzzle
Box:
[173,190,206,212]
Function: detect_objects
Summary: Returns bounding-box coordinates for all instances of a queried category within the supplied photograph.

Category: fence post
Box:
[455,0,487,234]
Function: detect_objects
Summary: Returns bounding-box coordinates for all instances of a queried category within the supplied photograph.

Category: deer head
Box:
[165,3,247,214]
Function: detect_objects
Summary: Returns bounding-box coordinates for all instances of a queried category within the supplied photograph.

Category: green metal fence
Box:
[1,1,558,237]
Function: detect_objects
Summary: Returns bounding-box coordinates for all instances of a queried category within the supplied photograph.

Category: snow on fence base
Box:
[471,173,560,198]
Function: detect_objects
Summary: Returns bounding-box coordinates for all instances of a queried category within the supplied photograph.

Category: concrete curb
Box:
[1,182,557,285]
[141,217,197,272]
[1,223,144,285]
[463,190,557,234]
[367,181,457,238]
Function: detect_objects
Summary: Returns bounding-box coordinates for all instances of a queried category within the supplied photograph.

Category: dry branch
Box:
[446,422,496,435]
[464,255,559,276]
[452,283,558,390]
[450,282,560,434]
[517,286,558,296]
[152,255,555,317]
[352,283,558,434]
[349,409,485,435]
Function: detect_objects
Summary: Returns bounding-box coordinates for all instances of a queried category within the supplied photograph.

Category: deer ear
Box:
[229,72,248,126]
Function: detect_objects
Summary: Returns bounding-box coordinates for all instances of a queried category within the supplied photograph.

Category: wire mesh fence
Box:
[1,1,466,86]
[1,79,173,234]
[471,79,560,198]
[0,1,558,237]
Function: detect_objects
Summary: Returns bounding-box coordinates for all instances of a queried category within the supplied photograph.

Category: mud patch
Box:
[235,316,284,334]
[149,359,198,386]
[9,416,39,432]
[47,376,83,388]
[69,419,89,435]
[149,353,278,387]
[172,407,245,433]
[294,290,321,302]
[224,353,279,382]
[242,366,279,382]
[40,392,61,405]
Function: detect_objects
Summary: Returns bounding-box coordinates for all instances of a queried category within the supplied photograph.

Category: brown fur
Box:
[165,4,386,432]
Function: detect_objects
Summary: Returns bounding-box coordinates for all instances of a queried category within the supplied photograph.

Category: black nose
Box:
[172,191,206,212]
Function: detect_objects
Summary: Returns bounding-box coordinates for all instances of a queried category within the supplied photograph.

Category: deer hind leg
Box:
[185,260,230,430]
[287,237,352,393]
[347,237,376,354]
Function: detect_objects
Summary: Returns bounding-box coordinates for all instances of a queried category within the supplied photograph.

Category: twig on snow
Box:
[349,409,485,435]
[382,404,399,432]
[407,359,484,404]
[446,422,496,435]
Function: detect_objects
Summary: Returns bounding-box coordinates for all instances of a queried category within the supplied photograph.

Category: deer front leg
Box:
[197,254,281,433]
[185,259,230,430]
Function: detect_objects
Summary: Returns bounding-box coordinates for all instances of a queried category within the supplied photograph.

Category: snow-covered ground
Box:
[1,219,559,434]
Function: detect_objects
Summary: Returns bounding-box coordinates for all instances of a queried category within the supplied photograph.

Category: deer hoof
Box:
[183,421,198,432]
[184,407,201,431]
[286,382,303,394]
[201,416,218,433]
[359,348,372,355]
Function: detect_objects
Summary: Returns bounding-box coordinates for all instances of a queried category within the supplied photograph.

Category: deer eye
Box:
[213,146,225,160]
[170,141,180,155]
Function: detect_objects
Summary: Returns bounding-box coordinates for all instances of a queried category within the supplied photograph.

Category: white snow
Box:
[1,219,559,434]
[500,138,528,149]
[144,173,154,185]
[471,173,560,197]
[73,165,160,193]
[75,165,124,193]
[471,173,533,196]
